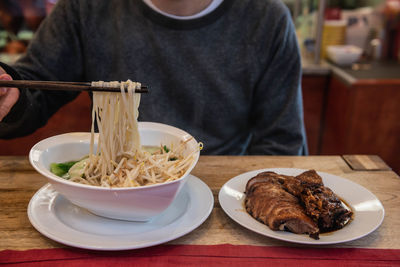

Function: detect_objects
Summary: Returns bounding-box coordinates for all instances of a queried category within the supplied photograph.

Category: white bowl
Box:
[327,45,363,66]
[29,122,200,221]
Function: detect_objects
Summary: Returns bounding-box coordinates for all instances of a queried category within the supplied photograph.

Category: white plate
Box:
[219,168,384,245]
[28,175,213,250]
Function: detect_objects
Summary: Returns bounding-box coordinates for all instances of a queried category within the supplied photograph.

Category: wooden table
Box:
[1,155,399,251]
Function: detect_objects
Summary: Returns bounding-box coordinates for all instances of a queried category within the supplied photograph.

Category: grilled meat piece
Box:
[282,176,303,197]
[282,169,353,232]
[245,171,288,191]
[292,170,353,232]
[245,172,320,239]
[296,170,324,187]
[301,186,353,232]
[282,170,323,197]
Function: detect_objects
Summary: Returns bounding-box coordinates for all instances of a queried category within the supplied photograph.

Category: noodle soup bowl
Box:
[29,122,200,221]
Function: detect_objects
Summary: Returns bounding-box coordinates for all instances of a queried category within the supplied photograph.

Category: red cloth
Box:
[1,244,400,266]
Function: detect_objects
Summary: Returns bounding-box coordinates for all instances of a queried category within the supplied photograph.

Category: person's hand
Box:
[0,70,20,122]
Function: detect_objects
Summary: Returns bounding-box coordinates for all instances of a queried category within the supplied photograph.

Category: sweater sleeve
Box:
[247,5,307,155]
[0,0,84,139]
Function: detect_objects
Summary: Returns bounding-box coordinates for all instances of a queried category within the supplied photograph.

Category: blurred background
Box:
[0,0,399,174]
[283,0,399,63]
[0,0,56,63]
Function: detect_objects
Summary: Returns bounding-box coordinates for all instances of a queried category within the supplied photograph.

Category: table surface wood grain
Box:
[1,155,399,251]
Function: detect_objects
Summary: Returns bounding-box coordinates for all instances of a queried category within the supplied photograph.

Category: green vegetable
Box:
[163,145,170,153]
[50,161,78,177]
[68,159,88,179]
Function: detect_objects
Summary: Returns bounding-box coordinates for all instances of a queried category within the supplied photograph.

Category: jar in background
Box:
[321,20,347,59]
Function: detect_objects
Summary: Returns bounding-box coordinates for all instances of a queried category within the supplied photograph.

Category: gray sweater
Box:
[0,0,307,155]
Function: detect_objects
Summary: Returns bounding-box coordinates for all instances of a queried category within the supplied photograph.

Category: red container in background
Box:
[325,7,342,20]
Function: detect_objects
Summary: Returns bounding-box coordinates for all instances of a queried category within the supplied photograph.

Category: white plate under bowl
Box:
[28,175,213,250]
[218,168,384,245]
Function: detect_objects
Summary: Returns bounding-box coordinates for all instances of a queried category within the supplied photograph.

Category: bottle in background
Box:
[321,20,347,59]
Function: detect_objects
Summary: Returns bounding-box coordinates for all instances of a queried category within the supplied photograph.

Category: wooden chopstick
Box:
[0,80,148,93]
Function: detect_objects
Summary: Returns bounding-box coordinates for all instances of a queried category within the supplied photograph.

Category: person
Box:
[0,0,307,155]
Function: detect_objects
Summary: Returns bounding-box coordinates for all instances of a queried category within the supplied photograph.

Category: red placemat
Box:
[1,244,400,266]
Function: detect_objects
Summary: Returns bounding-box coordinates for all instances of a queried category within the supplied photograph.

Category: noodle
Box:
[68,80,200,188]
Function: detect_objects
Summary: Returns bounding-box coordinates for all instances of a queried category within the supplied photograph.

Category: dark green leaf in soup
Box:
[163,145,170,153]
[50,161,78,177]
